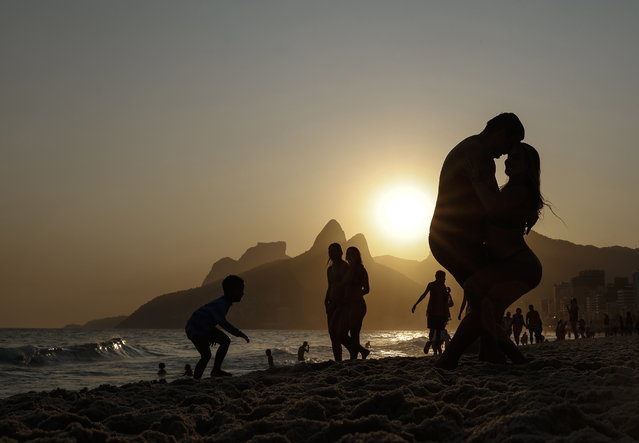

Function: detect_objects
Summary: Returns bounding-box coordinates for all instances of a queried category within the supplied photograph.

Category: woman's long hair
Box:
[346,246,363,265]
[327,243,343,265]
[503,142,546,234]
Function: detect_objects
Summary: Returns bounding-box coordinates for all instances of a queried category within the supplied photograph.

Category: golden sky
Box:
[1,1,638,327]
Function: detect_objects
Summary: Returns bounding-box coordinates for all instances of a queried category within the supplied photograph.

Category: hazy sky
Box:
[2,1,638,327]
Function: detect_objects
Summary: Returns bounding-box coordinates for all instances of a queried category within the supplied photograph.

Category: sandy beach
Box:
[1,336,638,442]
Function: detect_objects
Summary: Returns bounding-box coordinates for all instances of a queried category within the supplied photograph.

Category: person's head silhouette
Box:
[481,113,525,158]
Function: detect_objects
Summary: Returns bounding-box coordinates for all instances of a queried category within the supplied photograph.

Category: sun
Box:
[373,183,434,242]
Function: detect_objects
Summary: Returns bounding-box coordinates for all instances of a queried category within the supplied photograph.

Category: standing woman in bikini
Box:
[437,143,545,369]
[343,246,371,359]
[325,243,351,361]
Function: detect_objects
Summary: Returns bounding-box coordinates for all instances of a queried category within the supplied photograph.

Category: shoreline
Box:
[1,336,638,441]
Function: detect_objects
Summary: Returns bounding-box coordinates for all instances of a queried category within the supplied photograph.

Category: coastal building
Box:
[571,270,605,317]
[553,282,573,318]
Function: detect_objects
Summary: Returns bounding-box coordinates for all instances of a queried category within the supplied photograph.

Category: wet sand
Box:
[1,336,638,442]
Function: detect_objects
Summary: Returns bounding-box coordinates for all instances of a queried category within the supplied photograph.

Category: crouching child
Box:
[185,275,250,378]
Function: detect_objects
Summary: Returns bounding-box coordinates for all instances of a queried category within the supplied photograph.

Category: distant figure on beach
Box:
[618,315,625,336]
[555,320,566,340]
[625,312,634,335]
[436,141,545,369]
[521,332,529,345]
[185,275,250,379]
[365,341,371,349]
[578,318,586,339]
[526,305,543,344]
[603,313,610,337]
[325,243,350,361]
[512,307,525,345]
[412,270,450,355]
[157,362,167,380]
[567,298,579,339]
[298,341,310,361]
[343,246,371,359]
[183,364,193,377]
[265,349,274,369]
[429,113,525,365]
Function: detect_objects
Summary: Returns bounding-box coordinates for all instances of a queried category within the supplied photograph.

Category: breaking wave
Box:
[0,338,156,366]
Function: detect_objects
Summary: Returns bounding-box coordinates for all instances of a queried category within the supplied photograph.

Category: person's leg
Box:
[328,310,343,361]
[424,327,433,355]
[436,310,483,369]
[210,328,231,375]
[191,337,212,379]
[348,301,366,359]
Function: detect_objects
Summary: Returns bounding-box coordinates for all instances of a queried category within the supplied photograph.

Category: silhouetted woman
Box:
[437,143,545,369]
[325,243,350,361]
[344,246,370,359]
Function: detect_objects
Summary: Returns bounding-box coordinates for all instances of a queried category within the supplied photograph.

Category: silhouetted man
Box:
[429,113,525,360]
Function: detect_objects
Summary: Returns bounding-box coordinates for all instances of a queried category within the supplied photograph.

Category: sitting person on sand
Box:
[183,364,193,377]
[521,331,529,345]
[265,349,274,369]
[157,362,167,380]
[297,341,310,361]
[412,270,450,355]
[185,275,250,379]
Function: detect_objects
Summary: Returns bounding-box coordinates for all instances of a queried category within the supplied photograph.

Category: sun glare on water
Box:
[373,183,434,242]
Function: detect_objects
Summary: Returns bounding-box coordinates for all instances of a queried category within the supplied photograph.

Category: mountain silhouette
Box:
[202,241,290,286]
[119,220,424,329]
[116,222,639,329]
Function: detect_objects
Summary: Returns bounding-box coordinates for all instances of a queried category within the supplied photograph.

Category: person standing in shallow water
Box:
[297,341,310,361]
[343,246,371,360]
[325,243,351,361]
[412,270,450,355]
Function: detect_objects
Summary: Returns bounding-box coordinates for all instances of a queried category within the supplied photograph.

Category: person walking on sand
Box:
[436,142,545,369]
[567,298,579,339]
[412,270,450,355]
[512,307,525,345]
[298,341,310,361]
[429,113,525,363]
[185,275,250,379]
[325,243,352,361]
[343,246,371,360]
[526,304,543,344]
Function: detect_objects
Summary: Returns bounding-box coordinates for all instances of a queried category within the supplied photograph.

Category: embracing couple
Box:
[429,113,545,369]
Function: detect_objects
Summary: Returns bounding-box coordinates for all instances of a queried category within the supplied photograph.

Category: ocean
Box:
[0,328,433,398]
